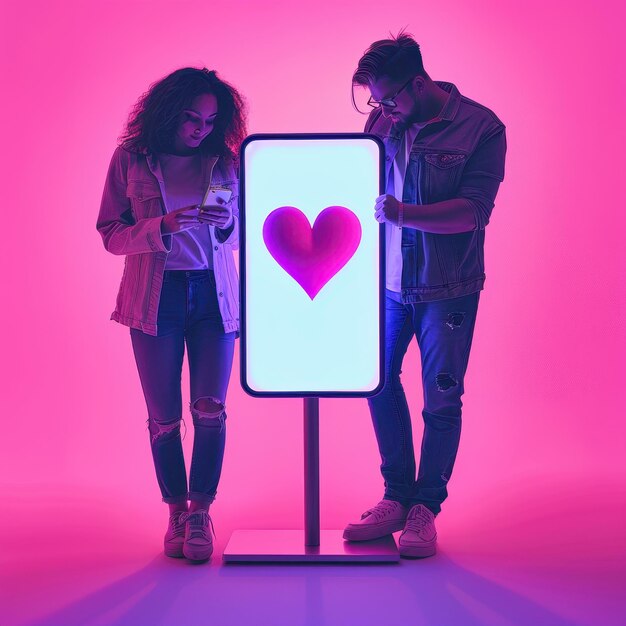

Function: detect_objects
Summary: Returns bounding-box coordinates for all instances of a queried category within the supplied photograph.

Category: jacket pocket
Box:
[127,179,161,200]
[127,180,163,219]
[423,152,467,202]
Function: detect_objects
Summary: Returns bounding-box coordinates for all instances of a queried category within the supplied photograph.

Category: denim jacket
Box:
[366,81,507,302]
[97,146,240,336]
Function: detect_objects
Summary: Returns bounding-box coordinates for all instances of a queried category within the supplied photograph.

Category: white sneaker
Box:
[343,500,408,541]
[182,510,214,562]
[398,504,437,558]
[164,511,186,558]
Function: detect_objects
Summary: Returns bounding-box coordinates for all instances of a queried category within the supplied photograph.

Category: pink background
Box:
[1,0,624,624]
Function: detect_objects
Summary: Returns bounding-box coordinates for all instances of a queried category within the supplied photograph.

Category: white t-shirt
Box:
[385,123,425,292]
[159,152,213,271]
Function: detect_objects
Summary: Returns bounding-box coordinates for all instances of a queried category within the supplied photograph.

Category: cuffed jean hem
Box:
[385,494,440,516]
[188,491,216,506]
[162,494,189,505]
[410,501,440,516]
[383,494,413,508]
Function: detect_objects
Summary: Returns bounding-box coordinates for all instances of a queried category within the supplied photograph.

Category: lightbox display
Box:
[240,134,384,396]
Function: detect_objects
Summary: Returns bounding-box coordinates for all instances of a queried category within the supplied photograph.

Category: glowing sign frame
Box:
[239,133,385,398]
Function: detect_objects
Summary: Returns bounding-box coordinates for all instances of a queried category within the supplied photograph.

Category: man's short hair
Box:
[352,32,426,86]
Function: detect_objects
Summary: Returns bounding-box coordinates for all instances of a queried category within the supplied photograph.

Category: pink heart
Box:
[263,206,362,299]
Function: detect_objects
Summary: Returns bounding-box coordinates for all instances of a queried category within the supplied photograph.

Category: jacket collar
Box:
[434,81,461,122]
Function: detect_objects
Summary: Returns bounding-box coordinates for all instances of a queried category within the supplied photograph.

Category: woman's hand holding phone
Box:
[198,200,233,229]
[198,188,234,229]
[160,189,233,235]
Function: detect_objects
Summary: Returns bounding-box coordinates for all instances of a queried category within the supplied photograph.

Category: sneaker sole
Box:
[164,542,184,558]
[165,549,185,558]
[398,541,437,558]
[183,545,213,562]
[343,519,407,542]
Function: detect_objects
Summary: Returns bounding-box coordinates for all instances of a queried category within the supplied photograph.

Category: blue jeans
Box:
[368,289,480,515]
[130,270,236,505]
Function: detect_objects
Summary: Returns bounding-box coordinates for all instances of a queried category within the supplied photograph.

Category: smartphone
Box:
[201,186,233,208]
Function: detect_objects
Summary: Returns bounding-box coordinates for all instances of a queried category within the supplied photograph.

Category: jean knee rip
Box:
[445,312,465,329]
[190,397,226,431]
[148,416,183,444]
[435,372,458,392]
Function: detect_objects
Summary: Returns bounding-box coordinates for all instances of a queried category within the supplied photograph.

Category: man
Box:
[344,33,506,558]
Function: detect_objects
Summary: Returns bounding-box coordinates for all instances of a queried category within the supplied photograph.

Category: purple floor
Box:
[2,481,624,626]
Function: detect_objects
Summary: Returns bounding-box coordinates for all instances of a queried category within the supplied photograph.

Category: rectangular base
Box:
[223,529,399,563]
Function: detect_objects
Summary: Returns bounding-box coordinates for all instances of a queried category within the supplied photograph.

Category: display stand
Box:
[225,135,395,563]
[223,398,399,563]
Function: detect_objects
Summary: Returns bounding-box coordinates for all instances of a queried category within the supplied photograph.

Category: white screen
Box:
[242,136,382,395]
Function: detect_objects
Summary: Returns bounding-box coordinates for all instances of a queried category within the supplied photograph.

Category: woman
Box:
[97,67,246,562]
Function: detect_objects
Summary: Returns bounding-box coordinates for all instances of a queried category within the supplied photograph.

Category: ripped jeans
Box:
[130,270,236,506]
[368,290,480,515]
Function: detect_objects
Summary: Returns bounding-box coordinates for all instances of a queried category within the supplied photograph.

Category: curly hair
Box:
[119,67,247,158]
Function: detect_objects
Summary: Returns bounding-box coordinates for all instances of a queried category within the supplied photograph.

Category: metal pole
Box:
[304,397,320,547]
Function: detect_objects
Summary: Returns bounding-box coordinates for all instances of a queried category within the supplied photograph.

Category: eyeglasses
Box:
[367,76,415,110]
